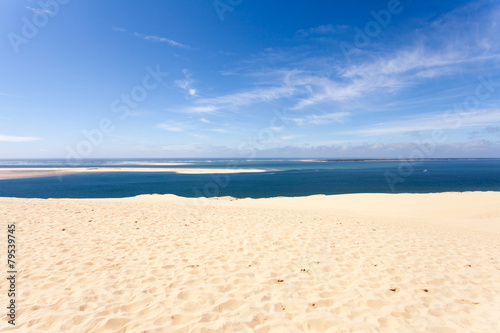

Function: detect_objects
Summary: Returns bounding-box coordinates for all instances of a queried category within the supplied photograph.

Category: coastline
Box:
[308,158,500,162]
[2,191,499,331]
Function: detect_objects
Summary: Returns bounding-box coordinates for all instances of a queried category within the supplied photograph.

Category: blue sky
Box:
[1,0,500,158]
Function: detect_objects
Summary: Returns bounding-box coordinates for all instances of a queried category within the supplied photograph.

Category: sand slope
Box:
[0,192,499,332]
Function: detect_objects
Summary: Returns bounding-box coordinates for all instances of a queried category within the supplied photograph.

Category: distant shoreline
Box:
[305,158,500,162]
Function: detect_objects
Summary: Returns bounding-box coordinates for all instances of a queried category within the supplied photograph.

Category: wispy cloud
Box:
[189,42,494,114]
[157,121,188,132]
[291,112,350,125]
[341,47,500,83]
[181,106,220,114]
[188,1,500,116]
[0,134,43,142]
[290,48,499,111]
[343,109,500,136]
[196,84,297,110]
[134,32,190,49]
[193,70,365,112]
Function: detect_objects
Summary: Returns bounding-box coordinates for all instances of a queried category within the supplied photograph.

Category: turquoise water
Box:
[0,159,499,198]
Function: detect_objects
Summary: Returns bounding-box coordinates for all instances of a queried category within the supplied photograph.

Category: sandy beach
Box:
[1,192,499,332]
[0,167,269,181]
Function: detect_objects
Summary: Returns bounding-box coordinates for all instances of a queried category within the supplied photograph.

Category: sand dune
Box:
[0,192,499,332]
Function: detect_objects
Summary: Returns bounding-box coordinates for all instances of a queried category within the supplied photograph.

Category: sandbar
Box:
[0,167,269,180]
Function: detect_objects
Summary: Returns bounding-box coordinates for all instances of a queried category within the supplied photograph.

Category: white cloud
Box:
[196,2,500,115]
[134,32,189,49]
[196,85,297,110]
[0,134,43,142]
[289,75,366,110]
[291,112,350,125]
[342,47,459,79]
[200,118,212,124]
[343,109,500,136]
[182,106,219,114]
[187,68,376,113]
[290,49,499,111]
[191,51,458,112]
[157,121,186,132]
[214,39,499,112]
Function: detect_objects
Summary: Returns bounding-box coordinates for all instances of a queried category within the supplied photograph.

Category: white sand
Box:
[0,192,499,332]
[0,167,268,180]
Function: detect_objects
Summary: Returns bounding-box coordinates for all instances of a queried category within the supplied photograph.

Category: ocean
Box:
[0,159,499,198]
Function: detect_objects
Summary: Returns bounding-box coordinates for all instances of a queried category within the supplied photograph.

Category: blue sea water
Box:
[0,159,499,198]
